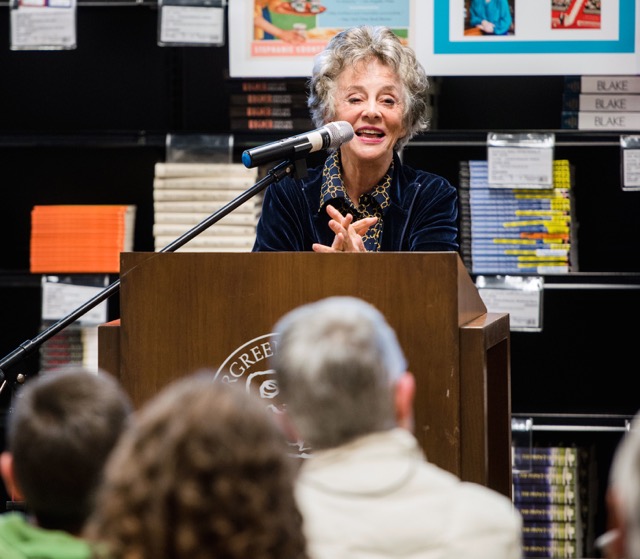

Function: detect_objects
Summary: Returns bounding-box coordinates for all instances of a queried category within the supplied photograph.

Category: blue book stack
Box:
[458,159,576,275]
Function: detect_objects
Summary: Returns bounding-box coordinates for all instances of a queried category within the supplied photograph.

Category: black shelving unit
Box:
[0,6,638,556]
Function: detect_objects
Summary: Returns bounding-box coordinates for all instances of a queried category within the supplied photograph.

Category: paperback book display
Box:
[226,78,314,133]
[153,162,261,252]
[30,205,136,273]
[458,159,576,275]
[225,77,439,132]
[39,274,109,373]
[39,324,98,372]
[513,445,594,559]
[561,75,640,131]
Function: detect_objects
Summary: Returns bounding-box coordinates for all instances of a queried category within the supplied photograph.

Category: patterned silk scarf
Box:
[318,151,392,251]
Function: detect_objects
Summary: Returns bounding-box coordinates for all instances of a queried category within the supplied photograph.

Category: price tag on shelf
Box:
[475,275,544,332]
[487,132,555,189]
[10,0,76,51]
[621,135,640,190]
[41,275,108,326]
[158,0,225,46]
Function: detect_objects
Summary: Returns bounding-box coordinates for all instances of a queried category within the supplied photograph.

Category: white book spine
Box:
[154,162,258,178]
[579,76,640,94]
[578,111,640,130]
[154,235,256,248]
[153,189,248,202]
[154,212,259,225]
[154,201,261,213]
[153,223,257,237]
[156,246,253,253]
[578,94,640,112]
[153,177,257,189]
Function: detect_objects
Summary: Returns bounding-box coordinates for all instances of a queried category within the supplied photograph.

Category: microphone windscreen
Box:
[326,121,354,149]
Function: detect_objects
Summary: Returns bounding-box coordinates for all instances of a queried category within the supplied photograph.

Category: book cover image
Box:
[551,0,601,30]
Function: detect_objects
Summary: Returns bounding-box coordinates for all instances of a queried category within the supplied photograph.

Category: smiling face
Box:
[334,58,407,171]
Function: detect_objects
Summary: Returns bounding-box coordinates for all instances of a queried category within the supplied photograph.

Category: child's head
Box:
[1,366,132,533]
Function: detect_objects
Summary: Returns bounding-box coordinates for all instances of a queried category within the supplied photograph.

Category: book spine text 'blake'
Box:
[564,75,640,94]
[563,93,640,112]
[561,111,640,130]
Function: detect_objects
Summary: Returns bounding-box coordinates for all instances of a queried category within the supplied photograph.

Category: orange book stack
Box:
[30,205,136,273]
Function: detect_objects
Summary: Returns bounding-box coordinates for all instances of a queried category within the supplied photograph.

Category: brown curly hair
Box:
[84,372,308,559]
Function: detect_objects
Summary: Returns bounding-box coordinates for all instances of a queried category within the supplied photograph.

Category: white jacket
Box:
[296,428,522,559]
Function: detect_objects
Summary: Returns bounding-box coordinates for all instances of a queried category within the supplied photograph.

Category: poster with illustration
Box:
[229,0,639,77]
[229,0,410,77]
[416,0,638,75]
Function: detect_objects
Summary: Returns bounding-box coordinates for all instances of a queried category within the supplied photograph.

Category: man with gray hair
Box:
[272,296,522,559]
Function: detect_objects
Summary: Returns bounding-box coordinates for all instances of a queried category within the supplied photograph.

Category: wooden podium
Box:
[99,251,512,497]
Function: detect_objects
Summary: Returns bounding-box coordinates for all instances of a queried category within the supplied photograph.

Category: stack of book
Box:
[39,274,108,372]
[30,205,136,273]
[424,77,441,130]
[227,78,313,133]
[458,159,576,275]
[153,162,261,252]
[561,75,640,131]
[513,445,593,559]
[39,326,98,372]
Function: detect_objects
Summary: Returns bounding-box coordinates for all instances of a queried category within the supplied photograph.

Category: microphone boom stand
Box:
[0,157,303,394]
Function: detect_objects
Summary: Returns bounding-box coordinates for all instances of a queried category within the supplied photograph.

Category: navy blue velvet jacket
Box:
[252,152,459,252]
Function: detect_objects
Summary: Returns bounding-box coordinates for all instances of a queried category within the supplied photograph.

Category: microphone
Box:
[241,121,354,169]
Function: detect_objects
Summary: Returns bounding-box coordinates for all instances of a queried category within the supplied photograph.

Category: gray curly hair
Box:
[307,25,430,150]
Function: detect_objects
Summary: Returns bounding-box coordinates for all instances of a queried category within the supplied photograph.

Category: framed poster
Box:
[413,0,639,76]
[229,0,639,77]
[229,0,410,77]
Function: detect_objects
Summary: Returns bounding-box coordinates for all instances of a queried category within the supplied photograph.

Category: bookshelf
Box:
[0,7,639,556]
[513,414,632,558]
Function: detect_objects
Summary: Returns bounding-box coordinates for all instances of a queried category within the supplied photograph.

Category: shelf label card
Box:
[10,0,76,50]
[621,135,640,190]
[487,132,555,189]
[159,3,225,46]
[41,276,107,325]
[476,275,544,332]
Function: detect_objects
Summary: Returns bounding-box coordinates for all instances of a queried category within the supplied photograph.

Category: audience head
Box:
[272,296,412,451]
[307,25,431,149]
[604,411,640,559]
[84,372,307,559]
[0,366,132,534]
